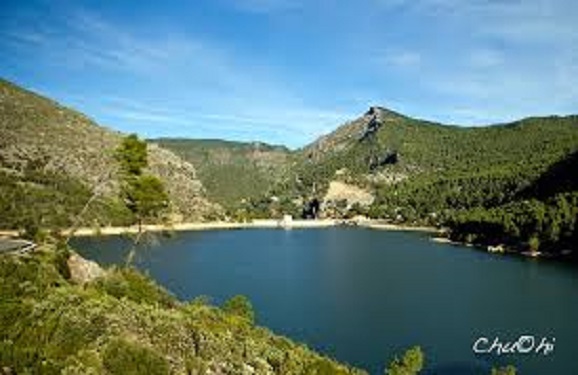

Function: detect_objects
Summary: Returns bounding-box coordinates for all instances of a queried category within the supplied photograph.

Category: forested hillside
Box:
[258,107,578,256]
[153,138,291,208]
[1,77,576,255]
[151,106,578,255]
[447,151,578,255]
[285,107,578,198]
[0,79,220,231]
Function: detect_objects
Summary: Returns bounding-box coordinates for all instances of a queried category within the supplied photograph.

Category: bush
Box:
[491,365,517,375]
[103,338,169,375]
[94,267,176,308]
[223,295,255,324]
[0,247,365,375]
[385,346,424,375]
[528,236,540,252]
[306,358,349,375]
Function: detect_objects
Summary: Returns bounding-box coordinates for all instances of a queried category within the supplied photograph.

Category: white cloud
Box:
[103,100,349,144]
[0,5,349,146]
[414,0,578,45]
[3,0,576,142]
[370,0,578,123]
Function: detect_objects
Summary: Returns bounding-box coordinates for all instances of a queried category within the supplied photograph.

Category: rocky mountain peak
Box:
[365,106,405,121]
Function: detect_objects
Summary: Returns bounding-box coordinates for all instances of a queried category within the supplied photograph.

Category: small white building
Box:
[280,214,293,227]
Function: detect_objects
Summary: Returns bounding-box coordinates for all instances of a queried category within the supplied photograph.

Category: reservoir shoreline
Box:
[2,221,571,260]
[0,219,440,238]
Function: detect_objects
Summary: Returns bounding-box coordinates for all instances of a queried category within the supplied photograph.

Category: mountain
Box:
[270,106,577,205]
[152,138,291,209]
[0,78,219,230]
[2,76,576,255]
[250,106,578,255]
[288,106,578,197]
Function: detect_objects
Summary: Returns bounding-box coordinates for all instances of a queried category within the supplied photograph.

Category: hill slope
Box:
[447,150,578,254]
[0,245,366,374]
[153,138,291,209]
[288,106,578,198]
[0,79,220,229]
[255,106,578,255]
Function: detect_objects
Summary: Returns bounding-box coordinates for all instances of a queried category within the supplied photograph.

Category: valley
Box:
[1,77,577,375]
[2,78,577,258]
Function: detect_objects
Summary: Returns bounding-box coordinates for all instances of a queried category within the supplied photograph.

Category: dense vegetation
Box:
[384,346,423,375]
[0,165,133,235]
[153,138,291,210]
[0,78,217,228]
[153,108,578,258]
[454,151,578,254]
[254,108,578,256]
[0,245,366,374]
[293,112,578,194]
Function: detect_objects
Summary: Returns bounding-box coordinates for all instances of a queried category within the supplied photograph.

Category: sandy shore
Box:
[430,236,557,259]
[0,219,340,238]
[430,237,467,245]
[357,221,440,233]
[0,219,444,238]
[67,219,341,236]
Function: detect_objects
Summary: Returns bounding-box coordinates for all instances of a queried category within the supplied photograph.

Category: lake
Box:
[73,227,578,374]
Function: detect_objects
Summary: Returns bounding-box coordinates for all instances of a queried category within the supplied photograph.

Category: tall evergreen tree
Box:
[116,135,169,229]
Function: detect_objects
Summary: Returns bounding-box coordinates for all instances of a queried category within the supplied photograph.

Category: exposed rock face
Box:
[301,106,405,162]
[323,181,374,207]
[369,150,398,171]
[366,170,407,185]
[67,253,105,284]
[302,198,321,219]
[359,114,382,142]
[0,78,219,221]
[147,144,219,220]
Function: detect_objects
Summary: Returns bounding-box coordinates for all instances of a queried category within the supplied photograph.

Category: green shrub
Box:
[0,248,366,375]
[103,338,169,375]
[385,346,424,375]
[223,295,255,324]
[306,358,349,375]
[53,246,72,279]
[94,267,176,307]
[0,250,65,300]
[491,365,517,375]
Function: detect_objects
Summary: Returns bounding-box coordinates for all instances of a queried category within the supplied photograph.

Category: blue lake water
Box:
[73,227,578,374]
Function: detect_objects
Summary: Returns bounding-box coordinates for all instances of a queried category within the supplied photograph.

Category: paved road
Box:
[0,239,36,254]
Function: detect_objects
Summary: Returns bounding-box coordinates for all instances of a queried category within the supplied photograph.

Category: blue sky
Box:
[1,0,577,148]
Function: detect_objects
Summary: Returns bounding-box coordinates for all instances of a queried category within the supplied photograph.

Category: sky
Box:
[0,0,577,148]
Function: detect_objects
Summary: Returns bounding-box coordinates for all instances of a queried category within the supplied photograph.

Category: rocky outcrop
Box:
[359,114,382,142]
[369,150,398,170]
[301,106,404,162]
[323,181,374,207]
[67,253,105,284]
